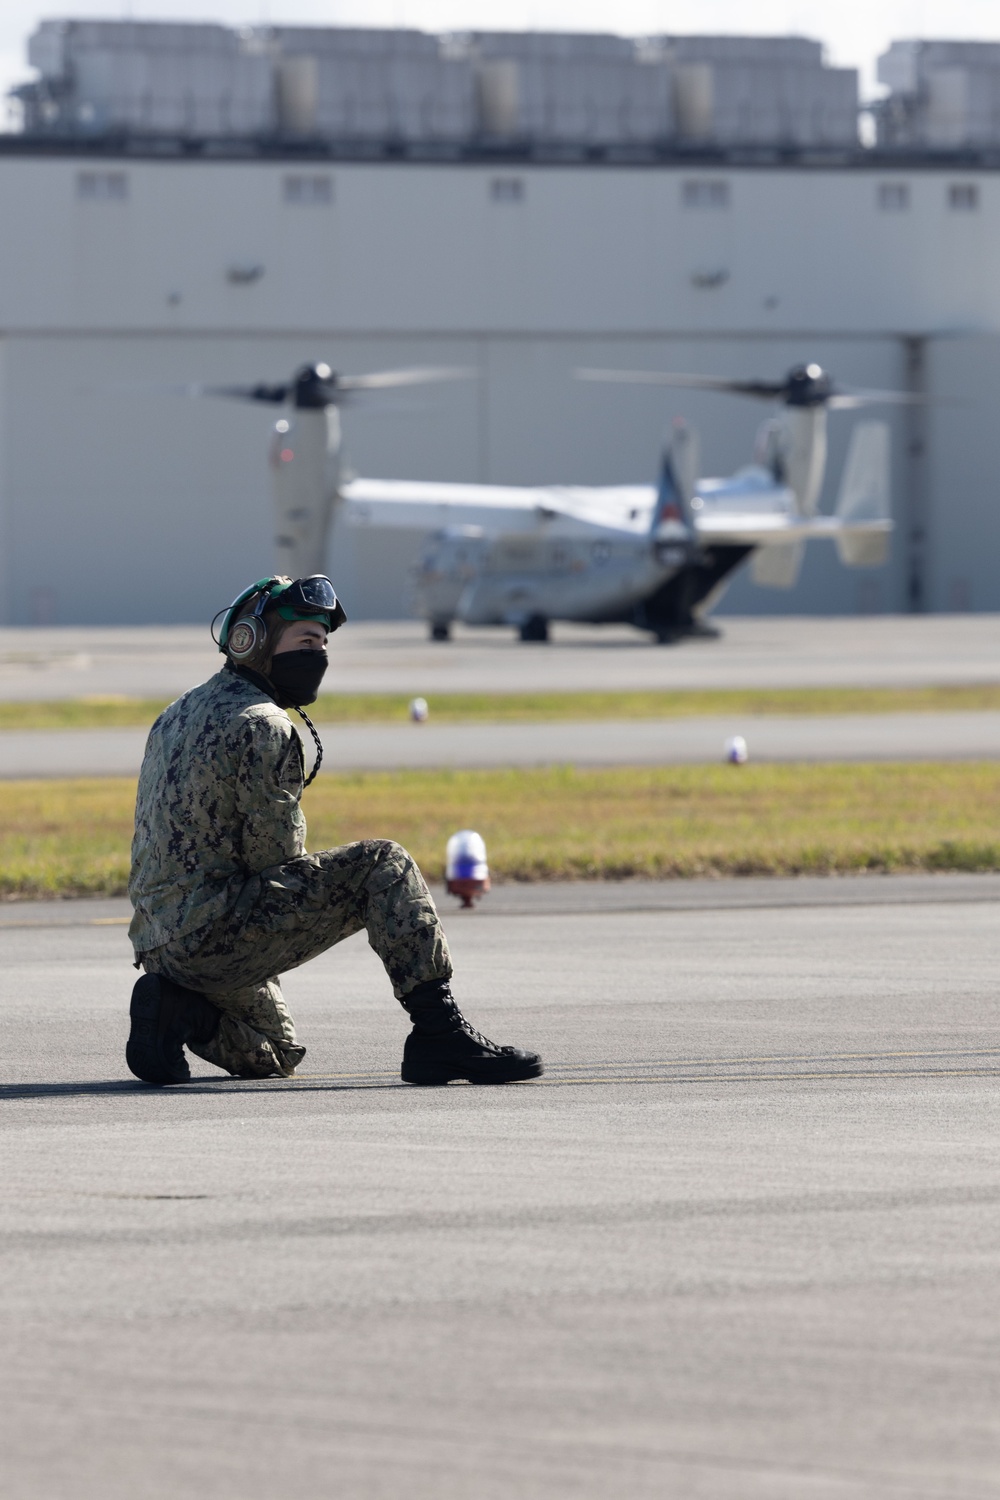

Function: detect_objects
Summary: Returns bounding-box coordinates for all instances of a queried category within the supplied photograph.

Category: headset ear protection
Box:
[226,590,273,664]
[215,576,284,668]
[227,615,263,660]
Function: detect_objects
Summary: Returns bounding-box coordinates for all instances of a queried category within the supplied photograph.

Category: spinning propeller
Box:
[576,362,918,409]
[187,361,473,409]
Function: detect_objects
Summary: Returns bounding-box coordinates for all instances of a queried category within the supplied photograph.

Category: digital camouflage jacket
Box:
[128,666,306,955]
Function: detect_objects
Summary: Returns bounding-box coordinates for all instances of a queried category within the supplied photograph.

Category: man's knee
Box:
[358,838,420,890]
[366,837,412,864]
[349,839,441,929]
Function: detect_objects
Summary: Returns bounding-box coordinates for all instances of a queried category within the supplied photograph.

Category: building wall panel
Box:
[3,159,1000,339]
[0,153,997,622]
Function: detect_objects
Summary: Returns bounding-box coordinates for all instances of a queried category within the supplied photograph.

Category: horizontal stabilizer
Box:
[839,530,891,567]
[835,422,891,567]
[751,541,805,589]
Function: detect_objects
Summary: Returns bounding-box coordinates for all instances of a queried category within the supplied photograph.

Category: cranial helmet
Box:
[216,575,347,673]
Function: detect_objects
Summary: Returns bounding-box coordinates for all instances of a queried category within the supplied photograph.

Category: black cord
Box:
[209,607,229,648]
[293,706,324,789]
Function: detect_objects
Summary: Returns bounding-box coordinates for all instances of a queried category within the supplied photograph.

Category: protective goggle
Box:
[271,575,346,625]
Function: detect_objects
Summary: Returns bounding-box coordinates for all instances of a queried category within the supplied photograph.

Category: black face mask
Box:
[266,649,328,707]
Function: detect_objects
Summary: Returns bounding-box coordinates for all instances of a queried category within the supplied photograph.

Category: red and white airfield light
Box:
[724,735,749,764]
[445,830,490,908]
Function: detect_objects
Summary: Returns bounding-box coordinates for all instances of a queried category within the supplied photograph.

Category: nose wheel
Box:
[429,621,451,642]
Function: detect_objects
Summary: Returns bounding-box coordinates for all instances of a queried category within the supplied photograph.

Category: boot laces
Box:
[454,1010,504,1055]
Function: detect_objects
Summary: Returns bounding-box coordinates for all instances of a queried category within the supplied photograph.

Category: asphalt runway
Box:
[3,709,1000,777]
[3,613,1000,701]
[4,876,1000,1498]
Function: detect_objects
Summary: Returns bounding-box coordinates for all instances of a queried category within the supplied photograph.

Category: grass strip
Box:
[6,684,1000,731]
[2,762,1000,900]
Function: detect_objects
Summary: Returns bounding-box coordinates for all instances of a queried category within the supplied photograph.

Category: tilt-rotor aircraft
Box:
[220,360,897,644]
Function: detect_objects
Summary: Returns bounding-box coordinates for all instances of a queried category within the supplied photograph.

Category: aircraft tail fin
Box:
[835,421,891,567]
[651,418,699,534]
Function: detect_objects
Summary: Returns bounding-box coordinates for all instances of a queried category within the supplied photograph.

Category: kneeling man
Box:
[126,573,543,1087]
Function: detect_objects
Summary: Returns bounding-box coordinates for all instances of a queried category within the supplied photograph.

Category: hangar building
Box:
[1,21,999,626]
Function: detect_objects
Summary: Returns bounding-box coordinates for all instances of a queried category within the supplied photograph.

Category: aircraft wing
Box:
[342,474,891,557]
[340,477,655,533]
[342,477,557,531]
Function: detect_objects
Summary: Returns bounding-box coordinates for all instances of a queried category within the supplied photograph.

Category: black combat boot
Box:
[126,973,221,1086]
[399,978,543,1085]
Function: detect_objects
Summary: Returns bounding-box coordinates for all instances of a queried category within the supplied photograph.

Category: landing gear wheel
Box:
[654,627,679,645]
[518,615,550,643]
[429,621,451,642]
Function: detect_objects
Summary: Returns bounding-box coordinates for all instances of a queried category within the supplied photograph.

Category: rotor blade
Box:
[575,368,787,399]
[220,382,291,403]
[827,388,923,409]
[183,382,291,403]
[336,365,475,392]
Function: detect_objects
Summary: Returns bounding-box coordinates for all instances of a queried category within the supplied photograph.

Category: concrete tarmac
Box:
[3,875,1000,1498]
[3,614,1000,701]
[1,709,1000,777]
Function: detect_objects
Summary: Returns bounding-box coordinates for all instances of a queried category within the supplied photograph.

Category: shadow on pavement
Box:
[0,1076,400,1101]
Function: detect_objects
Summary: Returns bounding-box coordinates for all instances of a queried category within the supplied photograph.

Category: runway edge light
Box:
[410,696,429,723]
[724,735,748,765]
[446,830,490,909]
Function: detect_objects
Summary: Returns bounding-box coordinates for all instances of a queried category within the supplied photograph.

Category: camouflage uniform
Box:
[129,666,452,1078]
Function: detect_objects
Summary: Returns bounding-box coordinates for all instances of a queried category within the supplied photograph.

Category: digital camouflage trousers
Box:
[141,839,452,1079]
